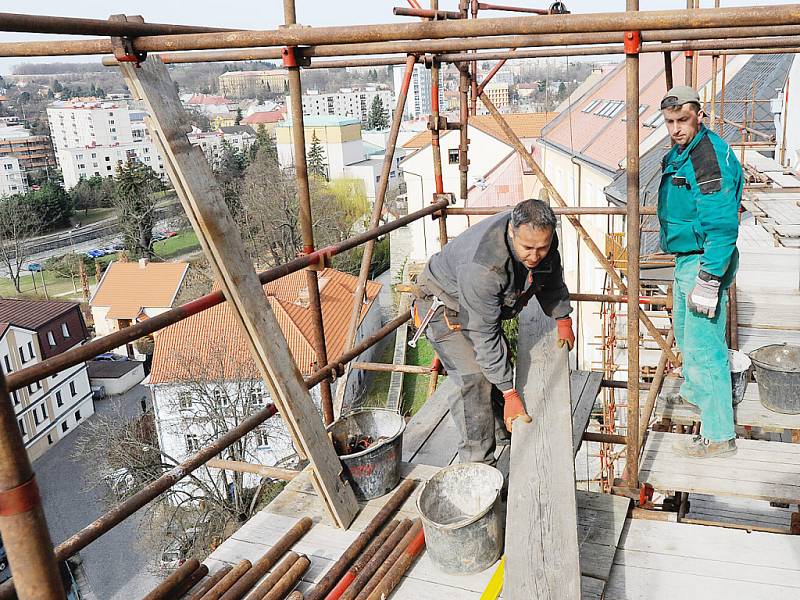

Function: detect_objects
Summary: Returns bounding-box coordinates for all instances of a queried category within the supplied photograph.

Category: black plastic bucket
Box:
[327,409,405,501]
[749,344,800,415]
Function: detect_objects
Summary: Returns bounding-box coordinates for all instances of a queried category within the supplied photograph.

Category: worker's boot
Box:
[673,434,737,458]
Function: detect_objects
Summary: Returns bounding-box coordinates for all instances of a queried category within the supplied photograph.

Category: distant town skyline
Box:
[0,0,791,74]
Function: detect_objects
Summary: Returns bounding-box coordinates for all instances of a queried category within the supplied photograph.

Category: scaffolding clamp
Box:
[301,245,331,272]
[430,193,455,221]
[684,50,695,58]
[0,475,41,516]
[282,46,310,68]
[624,31,641,56]
[109,14,147,66]
[638,482,655,508]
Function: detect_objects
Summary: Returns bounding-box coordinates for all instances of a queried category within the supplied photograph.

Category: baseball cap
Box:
[660,86,701,110]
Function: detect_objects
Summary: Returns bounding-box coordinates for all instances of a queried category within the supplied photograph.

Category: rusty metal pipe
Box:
[187,566,233,600]
[363,526,425,600]
[304,312,411,389]
[0,372,64,600]
[570,293,670,306]
[639,330,675,453]
[6,198,447,392]
[143,558,201,600]
[353,520,422,600]
[0,11,236,36]
[306,479,417,600]
[393,7,462,19]
[477,2,550,14]
[200,559,252,600]
[260,555,310,600]
[583,431,628,445]
[169,563,210,599]
[219,517,312,600]
[340,520,413,600]
[325,520,403,600]
[242,551,299,600]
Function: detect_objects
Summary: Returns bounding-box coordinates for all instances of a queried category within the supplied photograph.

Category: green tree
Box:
[250,124,277,163]
[558,81,567,96]
[70,175,116,214]
[51,79,63,93]
[214,141,247,215]
[25,181,72,231]
[113,160,163,259]
[306,133,327,180]
[234,108,243,125]
[366,96,389,130]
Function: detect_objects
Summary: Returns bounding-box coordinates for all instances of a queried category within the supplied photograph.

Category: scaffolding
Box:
[0,2,797,598]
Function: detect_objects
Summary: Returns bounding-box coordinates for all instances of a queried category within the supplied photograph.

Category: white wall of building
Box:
[0,157,27,197]
[288,89,394,128]
[393,65,442,119]
[59,143,165,189]
[775,55,800,170]
[187,130,256,168]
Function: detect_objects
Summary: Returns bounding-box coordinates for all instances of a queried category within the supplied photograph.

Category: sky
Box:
[0,0,794,74]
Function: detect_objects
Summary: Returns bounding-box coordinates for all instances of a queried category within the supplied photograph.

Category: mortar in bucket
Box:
[416,463,504,575]
[729,349,752,406]
[327,408,405,501]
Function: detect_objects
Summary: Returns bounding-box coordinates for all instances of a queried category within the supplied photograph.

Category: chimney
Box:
[139,258,149,269]
[296,287,310,309]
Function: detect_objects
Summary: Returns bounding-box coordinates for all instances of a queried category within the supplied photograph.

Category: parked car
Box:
[95,353,129,362]
[101,247,118,255]
[84,249,104,259]
[90,384,106,400]
[161,230,177,238]
[26,262,43,272]
[151,232,167,242]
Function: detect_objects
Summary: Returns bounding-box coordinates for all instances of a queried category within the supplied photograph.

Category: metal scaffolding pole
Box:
[284,1,335,425]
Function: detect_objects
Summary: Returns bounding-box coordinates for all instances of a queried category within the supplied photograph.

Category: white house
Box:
[0,157,27,197]
[147,268,383,498]
[90,259,189,359]
[187,125,257,168]
[0,299,93,462]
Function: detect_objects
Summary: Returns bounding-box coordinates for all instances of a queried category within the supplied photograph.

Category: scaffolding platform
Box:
[203,461,629,600]
[652,376,800,433]
[639,431,800,505]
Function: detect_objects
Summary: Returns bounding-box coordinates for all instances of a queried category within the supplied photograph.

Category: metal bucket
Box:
[749,344,800,415]
[729,349,752,406]
[327,409,405,501]
[416,463,504,575]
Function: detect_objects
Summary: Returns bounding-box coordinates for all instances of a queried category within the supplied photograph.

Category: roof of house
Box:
[401,113,556,149]
[540,52,716,174]
[90,260,189,320]
[186,94,228,105]
[240,111,285,125]
[0,298,81,331]
[219,125,257,136]
[148,268,381,384]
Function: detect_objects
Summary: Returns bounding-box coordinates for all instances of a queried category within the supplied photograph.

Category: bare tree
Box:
[0,195,43,293]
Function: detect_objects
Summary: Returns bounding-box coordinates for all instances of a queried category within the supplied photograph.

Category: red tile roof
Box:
[187,94,228,105]
[148,269,382,384]
[90,261,189,319]
[241,110,286,125]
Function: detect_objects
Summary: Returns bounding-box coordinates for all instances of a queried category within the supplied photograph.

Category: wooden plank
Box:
[572,371,602,456]
[505,301,581,600]
[119,57,358,528]
[402,378,455,462]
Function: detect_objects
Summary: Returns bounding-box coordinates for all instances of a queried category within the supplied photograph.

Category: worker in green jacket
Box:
[657,86,742,458]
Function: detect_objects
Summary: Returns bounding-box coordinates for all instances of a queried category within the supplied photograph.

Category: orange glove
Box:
[557,317,575,351]
[503,388,532,432]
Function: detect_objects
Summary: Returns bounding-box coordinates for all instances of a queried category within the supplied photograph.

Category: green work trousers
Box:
[672,252,738,442]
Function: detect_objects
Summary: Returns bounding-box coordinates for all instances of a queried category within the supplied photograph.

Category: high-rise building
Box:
[0,124,56,174]
[286,88,394,128]
[392,64,443,119]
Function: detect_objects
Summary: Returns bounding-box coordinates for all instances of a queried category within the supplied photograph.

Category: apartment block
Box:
[0,299,93,462]
[0,124,56,173]
[0,157,28,197]
[218,70,289,98]
[286,88,394,128]
[392,64,443,118]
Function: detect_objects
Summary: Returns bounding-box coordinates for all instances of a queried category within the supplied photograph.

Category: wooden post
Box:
[505,301,581,599]
[119,56,358,528]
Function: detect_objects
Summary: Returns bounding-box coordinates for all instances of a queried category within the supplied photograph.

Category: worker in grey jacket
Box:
[415,198,574,464]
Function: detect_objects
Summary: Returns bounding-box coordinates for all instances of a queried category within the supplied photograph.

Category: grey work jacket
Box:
[417,210,572,391]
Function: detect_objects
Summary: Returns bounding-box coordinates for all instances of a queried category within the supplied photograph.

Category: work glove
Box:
[556,317,575,350]
[688,274,721,319]
[502,388,532,432]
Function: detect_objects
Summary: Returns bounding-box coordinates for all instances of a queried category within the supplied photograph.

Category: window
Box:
[185,434,200,453]
[3,355,10,373]
[28,380,41,394]
[18,419,25,437]
[27,341,34,360]
[68,381,77,397]
[255,427,271,448]
[74,410,81,422]
[56,390,63,407]
[19,346,26,364]
[581,99,601,113]
[61,421,68,433]
[2,163,11,171]
[212,388,228,408]
[33,408,40,425]
[41,403,47,420]
[47,331,56,346]
[251,388,265,406]
[448,148,459,165]
[639,104,648,115]
[61,323,70,338]
[178,392,192,410]
[643,112,665,129]
[12,390,19,406]
[47,434,53,445]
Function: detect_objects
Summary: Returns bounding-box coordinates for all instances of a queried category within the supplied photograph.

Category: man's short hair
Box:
[511,198,557,231]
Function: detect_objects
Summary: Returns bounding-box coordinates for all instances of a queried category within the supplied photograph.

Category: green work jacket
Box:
[657,125,742,278]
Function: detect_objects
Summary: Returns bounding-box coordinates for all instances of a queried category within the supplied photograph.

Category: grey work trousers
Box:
[422,303,506,465]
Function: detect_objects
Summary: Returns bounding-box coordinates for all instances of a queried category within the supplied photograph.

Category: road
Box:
[33,383,161,599]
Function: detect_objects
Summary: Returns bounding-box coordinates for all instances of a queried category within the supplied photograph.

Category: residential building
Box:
[0,157,27,197]
[90,259,189,359]
[482,82,510,112]
[393,64,442,118]
[147,268,382,495]
[218,70,289,98]
[187,126,257,167]
[276,115,401,201]
[0,124,56,173]
[0,299,93,462]
[395,112,556,267]
[286,88,394,128]
[46,100,165,188]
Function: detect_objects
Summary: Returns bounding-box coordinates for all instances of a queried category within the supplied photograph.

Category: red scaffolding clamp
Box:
[109,14,147,66]
[624,31,641,55]
[0,475,41,516]
[685,50,695,58]
[639,482,655,508]
[282,46,310,68]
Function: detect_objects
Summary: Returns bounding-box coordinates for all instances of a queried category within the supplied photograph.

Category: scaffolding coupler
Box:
[430,192,455,221]
[624,30,642,55]
[300,245,331,272]
[109,14,147,66]
[282,46,310,68]
[0,475,41,517]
